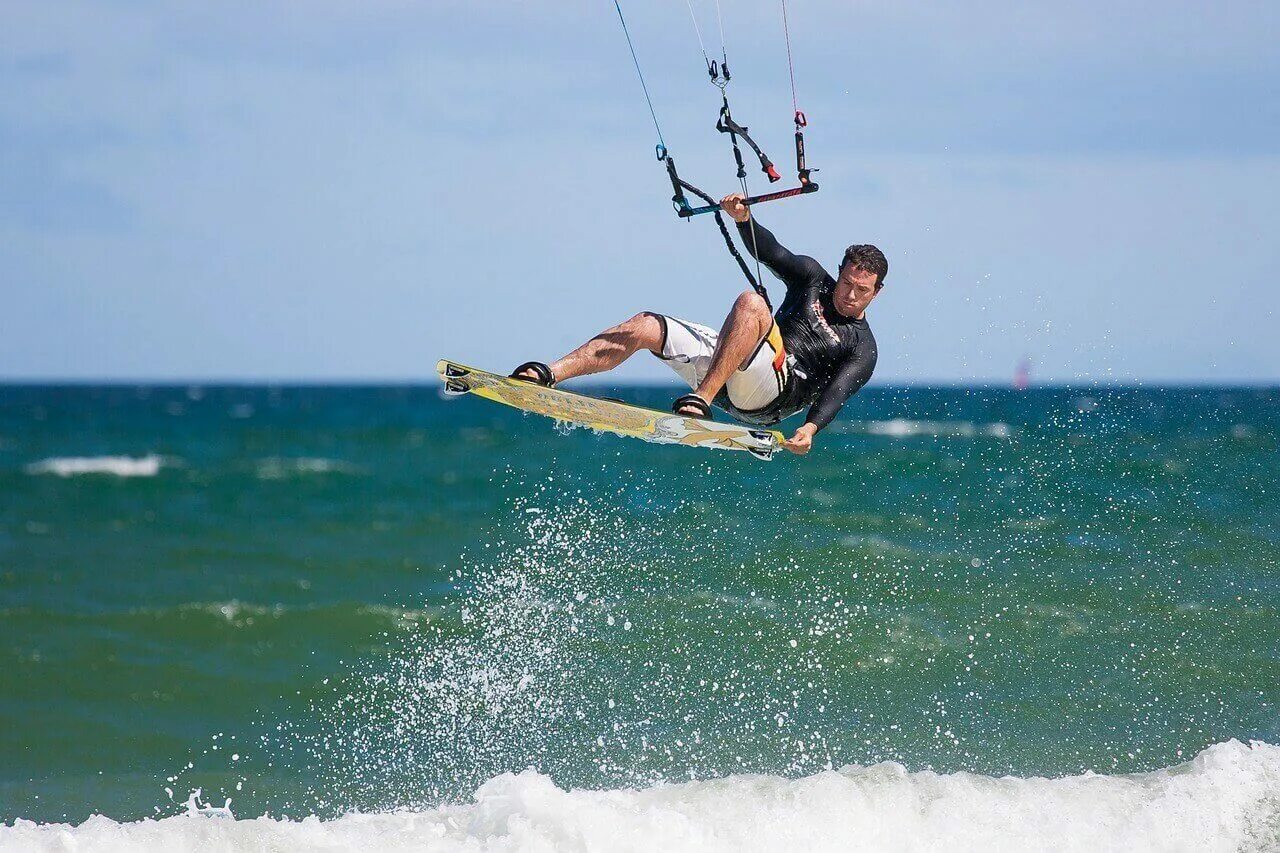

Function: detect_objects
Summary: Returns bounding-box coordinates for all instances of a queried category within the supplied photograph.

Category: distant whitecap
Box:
[24,454,166,478]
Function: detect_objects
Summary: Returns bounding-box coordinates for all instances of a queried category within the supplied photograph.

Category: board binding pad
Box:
[437,360,783,460]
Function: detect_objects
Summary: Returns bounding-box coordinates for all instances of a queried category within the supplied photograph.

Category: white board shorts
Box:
[652,313,790,414]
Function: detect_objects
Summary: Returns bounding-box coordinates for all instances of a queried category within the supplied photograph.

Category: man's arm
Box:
[808,338,878,432]
[721,195,821,287]
[783,337,878,455]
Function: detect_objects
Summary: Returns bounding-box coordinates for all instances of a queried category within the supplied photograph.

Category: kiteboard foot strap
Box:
[672,393,713,420]
[510,362,556,387]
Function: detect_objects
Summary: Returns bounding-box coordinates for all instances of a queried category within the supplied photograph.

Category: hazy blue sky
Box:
[3,1,1277,383]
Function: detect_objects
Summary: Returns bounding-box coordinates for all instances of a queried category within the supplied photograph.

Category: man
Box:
[512,194,886,455]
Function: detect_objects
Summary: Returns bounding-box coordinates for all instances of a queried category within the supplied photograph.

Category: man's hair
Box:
[841,244,888,288]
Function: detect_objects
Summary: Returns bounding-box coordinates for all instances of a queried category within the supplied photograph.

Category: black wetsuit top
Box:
[723,218,878,430]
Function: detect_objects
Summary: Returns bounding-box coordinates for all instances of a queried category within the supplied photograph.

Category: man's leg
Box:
[515,312,664,384]
[680,291,773,413]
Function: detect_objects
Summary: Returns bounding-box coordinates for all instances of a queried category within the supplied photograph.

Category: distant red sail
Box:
[1014,357,1031,391]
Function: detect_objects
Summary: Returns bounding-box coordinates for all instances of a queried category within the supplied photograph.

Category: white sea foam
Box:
[3,740,1277,852]
[846,420,1013,439]
[24,454,166,478]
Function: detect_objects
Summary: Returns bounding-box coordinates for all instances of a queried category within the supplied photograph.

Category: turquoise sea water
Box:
[1,384,1278,847]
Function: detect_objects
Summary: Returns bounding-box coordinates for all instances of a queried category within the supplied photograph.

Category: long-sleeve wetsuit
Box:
[724,218,878,430]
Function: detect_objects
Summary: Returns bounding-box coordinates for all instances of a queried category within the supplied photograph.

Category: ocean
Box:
[1,383,1278,851]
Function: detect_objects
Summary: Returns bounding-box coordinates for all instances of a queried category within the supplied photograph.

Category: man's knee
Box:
[734,289,769,313]
[618,311,664,353]
[733,290,771,327]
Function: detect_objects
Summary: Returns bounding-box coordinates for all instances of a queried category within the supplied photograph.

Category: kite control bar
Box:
[673,180,819,218]
[663,108,818,219]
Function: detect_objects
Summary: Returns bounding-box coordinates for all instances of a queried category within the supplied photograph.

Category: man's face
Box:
[833,264,881,318]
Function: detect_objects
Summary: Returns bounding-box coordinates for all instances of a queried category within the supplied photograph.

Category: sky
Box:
[2,1,1277,384]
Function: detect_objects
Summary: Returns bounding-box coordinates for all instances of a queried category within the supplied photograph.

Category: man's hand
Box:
[782,423,817,455]
[721,193,750,224]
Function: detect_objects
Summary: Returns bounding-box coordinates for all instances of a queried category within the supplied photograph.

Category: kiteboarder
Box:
[511,194,885,456]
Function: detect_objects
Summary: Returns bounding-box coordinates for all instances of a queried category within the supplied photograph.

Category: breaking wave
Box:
[3,740,1277,852]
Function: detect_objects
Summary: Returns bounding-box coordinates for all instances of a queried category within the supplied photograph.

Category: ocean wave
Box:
[255,457,363,480]
[0,601,439,632]
[164,600,439,630]
[178,600,438,627]
[839,533,927,559]
[4,740,1277,852]
[843,419,1013,439]
[687,590,780,612]
[23,454,168,478]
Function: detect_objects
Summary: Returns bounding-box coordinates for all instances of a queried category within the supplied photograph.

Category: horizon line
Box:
[1,378,1277,391]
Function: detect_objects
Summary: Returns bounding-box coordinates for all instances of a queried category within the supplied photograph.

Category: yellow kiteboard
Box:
[437,360,783,460]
